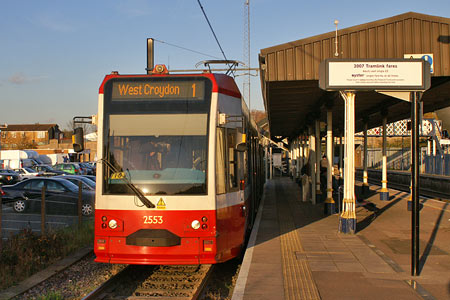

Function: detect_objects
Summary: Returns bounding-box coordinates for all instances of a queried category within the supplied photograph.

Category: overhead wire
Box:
[153,38,221,60]
[196,0,229,63]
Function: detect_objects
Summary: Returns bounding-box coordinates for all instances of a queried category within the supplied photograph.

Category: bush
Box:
[0,221,94,291]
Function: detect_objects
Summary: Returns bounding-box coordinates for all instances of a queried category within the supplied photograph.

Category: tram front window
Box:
[104,114,208,195]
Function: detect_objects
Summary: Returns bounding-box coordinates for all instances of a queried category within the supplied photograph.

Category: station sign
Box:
[319,58,431,91]
[404,53,434,73]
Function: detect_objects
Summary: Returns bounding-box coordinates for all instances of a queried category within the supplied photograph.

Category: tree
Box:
[63,120,97,135]
[250,110,267,123]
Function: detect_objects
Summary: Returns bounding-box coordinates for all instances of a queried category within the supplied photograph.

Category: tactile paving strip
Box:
[275,182,321,300]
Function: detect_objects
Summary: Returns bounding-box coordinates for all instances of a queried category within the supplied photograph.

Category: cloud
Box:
[115,0,153,17]
[32,12,77,33]
[8,73,48,85]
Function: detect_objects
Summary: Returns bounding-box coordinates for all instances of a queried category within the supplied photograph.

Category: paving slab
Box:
[232,178,450,300]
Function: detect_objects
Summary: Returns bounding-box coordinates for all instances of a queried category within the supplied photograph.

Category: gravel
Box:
[13,254,241,300]
[14,253,126,300]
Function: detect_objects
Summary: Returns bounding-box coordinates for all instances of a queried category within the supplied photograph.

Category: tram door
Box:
[216,127,246,254]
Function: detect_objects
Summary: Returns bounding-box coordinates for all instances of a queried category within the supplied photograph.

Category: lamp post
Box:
[334,20,339,57]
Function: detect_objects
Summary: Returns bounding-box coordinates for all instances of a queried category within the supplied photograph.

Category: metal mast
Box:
[243,0,251,110]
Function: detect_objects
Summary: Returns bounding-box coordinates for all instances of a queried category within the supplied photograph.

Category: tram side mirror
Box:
[72,127,84,153]
[236,132,247,152]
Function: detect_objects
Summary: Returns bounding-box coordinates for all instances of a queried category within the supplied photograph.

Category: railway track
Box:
[364,177,450,201]
[355,169,450,201]
[83,264,213,300]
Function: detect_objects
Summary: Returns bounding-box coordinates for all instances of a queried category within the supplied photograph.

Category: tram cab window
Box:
[105,113,208,195]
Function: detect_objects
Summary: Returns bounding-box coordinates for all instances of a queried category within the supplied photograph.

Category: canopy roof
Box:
[259,12,450,140]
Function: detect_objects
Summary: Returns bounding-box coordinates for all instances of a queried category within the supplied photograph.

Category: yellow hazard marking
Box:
[110,172,125,179]
[157,198,166,209]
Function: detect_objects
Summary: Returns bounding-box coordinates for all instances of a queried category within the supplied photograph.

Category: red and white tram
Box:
[94,63,265,265]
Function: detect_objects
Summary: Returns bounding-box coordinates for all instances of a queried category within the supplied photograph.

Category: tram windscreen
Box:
[104,114,208,195]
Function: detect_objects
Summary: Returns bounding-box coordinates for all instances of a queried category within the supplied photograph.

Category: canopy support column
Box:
[309,125,316,204]
[339,135,343,180]
[380,115,389,201]
[362,121,370,195]
[339,91,356,234]
[298,136,303,183]
[325,109,335,215]
[269,146,273,180]
[315,119,322,203]
[265,144,270,181]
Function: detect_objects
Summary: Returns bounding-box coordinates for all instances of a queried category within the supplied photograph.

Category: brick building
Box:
[0,124,62,150]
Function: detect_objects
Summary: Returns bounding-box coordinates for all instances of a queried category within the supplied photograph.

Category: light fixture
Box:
[191,220,201,230]
[334,19,339,57]
[108,219,118,229]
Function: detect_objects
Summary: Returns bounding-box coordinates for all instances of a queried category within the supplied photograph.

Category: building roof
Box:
[2,124,59,132]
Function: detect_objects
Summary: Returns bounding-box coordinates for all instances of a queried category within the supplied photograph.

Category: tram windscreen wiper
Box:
[125,169,155,208]
[102,159,155,208]
[126,181,155,208]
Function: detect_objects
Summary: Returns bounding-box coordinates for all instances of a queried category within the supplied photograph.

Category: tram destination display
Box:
[111,79,205,101]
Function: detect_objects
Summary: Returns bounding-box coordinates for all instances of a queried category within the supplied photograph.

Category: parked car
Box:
[53,163,85,175]
[81,175,96,183]
[31,165,65,176]
[87,162,96,173]
[0,169,21,185]
[13,167,41,180]
[79,162,95,175]
[1,177,95,216]
[55,175,96,191]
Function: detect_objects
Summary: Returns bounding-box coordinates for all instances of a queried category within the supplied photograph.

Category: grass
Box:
[200,257,242,300]
[0,221,94,291]
[36,291,64,300]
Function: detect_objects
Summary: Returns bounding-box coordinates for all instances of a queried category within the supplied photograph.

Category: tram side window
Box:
[227,130,239,191]
[216,128,226,194]
[238,151,246,189]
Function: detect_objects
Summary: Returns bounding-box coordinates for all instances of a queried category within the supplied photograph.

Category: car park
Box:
[87,162,96,173]
[55,175,96,191]
[13,167,41,180]
[53,163,85,175]
[79,162,95,175]
[81,175,96,183]
[31,164,65,176]
[0,169,21,185]
[1,177,95,216]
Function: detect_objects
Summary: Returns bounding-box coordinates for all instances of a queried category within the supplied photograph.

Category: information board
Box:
[319,58,430,91]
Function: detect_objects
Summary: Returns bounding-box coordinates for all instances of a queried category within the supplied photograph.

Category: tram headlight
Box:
[108,219,118,229]
[191,220,201,230]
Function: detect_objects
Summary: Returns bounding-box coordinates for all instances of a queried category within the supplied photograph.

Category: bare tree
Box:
[64,120,97,134]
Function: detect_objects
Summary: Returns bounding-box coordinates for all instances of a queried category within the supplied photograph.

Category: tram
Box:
[94,63,265,265]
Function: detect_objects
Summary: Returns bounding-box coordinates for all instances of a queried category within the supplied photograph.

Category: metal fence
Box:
[364,148,450,176]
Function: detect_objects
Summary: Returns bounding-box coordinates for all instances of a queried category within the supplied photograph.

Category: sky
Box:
[1,0,450,130]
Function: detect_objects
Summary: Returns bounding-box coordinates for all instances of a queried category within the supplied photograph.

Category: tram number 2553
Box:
[143,216,163,224]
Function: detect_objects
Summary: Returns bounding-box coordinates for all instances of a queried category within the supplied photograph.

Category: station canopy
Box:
[259,12,450,140]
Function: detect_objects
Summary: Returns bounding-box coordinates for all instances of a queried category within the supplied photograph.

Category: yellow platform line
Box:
[277,182,321,300]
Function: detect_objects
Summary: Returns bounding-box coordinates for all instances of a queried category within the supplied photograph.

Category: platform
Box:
[232,178,450,300]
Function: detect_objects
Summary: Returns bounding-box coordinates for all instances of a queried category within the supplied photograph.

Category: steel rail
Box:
[83,264,213,300]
